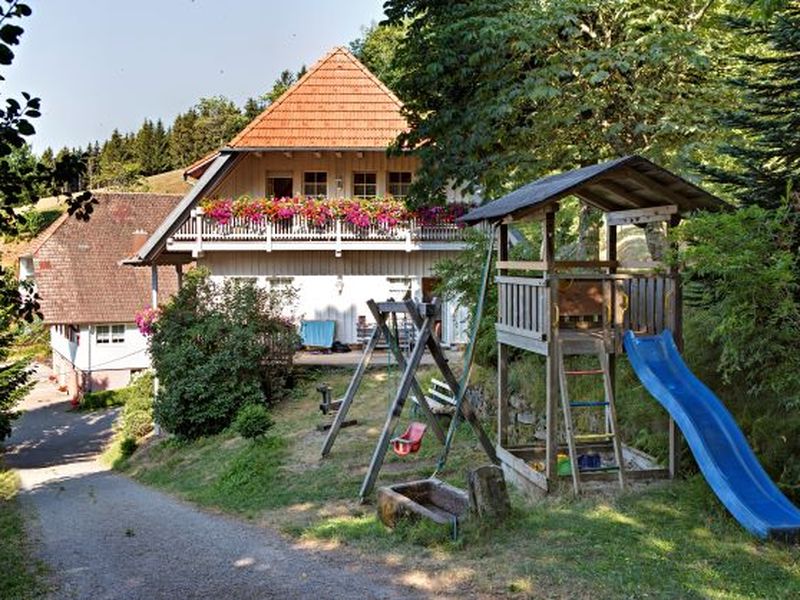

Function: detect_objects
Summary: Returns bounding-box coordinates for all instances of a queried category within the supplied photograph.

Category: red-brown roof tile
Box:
[32,193,183,325]
[229,47,408,149]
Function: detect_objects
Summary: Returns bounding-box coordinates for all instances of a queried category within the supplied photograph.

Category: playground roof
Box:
[459,155,727,225]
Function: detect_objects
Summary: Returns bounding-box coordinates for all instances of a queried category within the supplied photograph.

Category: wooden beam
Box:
[497,224,509,448]
[594,179,654,208]
[359,314,434,501]
[321,325,381,457]
[496,260,547,271]
[619,167,687,207]
[617,260,666,270]
[543,211,555,269]
[606,205,678,227]
[403,300,498,465]
[554,260,617,270]
[573,190,619,212]
[503,202,559,224]
[368,301,446,445]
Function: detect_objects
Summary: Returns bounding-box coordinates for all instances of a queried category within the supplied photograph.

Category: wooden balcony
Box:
[166,212,467,257]
[495,272,678,355]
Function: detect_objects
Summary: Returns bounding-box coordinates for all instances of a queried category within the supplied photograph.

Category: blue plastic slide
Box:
[624,330,800,540]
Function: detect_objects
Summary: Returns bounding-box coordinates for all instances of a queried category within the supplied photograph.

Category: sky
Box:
[5,0,387,153]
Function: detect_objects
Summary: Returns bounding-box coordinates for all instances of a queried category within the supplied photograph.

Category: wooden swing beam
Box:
[320,300,446,459]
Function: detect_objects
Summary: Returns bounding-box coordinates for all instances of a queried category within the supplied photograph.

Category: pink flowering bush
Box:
[200,196,468,229]
[135,307,160,336]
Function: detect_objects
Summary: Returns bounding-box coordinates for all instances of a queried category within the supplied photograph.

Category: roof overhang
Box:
[125,151,241,266]
[459,155,729,225]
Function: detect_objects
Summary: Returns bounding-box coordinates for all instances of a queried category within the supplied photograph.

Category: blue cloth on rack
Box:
[300,320,336,348]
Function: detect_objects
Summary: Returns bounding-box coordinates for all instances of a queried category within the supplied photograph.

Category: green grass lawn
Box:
[123,365,800,598]
[0,467,47,600]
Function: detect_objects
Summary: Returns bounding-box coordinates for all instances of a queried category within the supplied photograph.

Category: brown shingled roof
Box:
[229,47,408,149]
[32,193,183,325]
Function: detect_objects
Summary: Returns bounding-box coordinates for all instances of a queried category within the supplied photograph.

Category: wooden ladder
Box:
[557,338,626,495]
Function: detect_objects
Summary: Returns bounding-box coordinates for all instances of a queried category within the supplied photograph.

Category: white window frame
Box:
[96,324,125,345]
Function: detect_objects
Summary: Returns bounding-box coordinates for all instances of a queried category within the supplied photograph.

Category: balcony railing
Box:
[170,213,466,247]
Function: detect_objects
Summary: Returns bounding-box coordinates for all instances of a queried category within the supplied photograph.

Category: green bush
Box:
[675,204,800,405]
[150,268,299,440]
[118,372,154,439]
[234,403,274,440]
[119,437,137,459]
[80,388,125,410]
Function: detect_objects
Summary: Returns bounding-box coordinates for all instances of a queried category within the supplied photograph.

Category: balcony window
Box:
[388,171,412,199]
[267,174,293,198]
[303,172,327,197]
[353,172,377,199]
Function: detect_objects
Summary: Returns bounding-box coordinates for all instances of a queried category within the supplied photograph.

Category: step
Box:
[578,465,620,473]
[564,369,604,376]
[570,401,609,408]
[574,433,615,442]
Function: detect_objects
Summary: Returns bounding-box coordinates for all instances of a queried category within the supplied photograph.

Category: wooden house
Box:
[459,156,726,495]
[126,48,474,346]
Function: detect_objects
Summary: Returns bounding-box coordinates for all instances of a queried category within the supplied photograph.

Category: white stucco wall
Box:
[201,250,469,346]
[50,323,151,372]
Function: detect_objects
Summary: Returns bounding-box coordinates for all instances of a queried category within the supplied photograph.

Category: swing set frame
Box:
[321,227,500,502]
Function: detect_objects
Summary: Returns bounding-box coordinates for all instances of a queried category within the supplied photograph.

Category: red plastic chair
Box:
[391,422,427,456]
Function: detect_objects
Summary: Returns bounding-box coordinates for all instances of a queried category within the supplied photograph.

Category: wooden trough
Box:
[377,478,469,528]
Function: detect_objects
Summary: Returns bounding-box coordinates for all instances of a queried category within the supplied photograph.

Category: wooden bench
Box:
[412,378,456,416]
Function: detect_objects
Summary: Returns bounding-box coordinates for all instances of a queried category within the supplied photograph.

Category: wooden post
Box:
[150,264,159,309]
[359,316,433,501]
[403,299,498,464]
[605,218,618,428]
[543,210,559,481]
[321,326,381,457]
[497,224,509,447]
[175,263,183,289]
[368,301,446,444]
[668,213,683,478]
[150,263,161,436]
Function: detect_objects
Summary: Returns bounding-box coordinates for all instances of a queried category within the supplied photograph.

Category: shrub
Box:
[80,389,124,410]
[234,403,274,440]
[674,204,800,406]
[119,437,137,459]
[149,268,299,439]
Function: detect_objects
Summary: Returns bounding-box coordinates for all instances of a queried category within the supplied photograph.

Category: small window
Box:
[96,325,110,344]
[267,277,294,293]
[111,324,125,344]
[353,172,377,199]
[388,172,412,199]
[97,324,125,344]
[303,172,327,197]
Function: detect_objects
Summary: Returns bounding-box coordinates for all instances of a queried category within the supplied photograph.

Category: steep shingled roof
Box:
[229,47,407,149]
[32,193,182,324]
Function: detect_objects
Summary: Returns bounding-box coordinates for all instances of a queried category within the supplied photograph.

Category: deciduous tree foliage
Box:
[383,0,739,200]
[0,0,93,441]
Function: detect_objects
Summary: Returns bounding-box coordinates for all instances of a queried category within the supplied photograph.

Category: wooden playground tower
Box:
[460,156,726,495]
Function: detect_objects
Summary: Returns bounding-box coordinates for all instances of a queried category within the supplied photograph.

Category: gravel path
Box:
[4,367,426,600]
